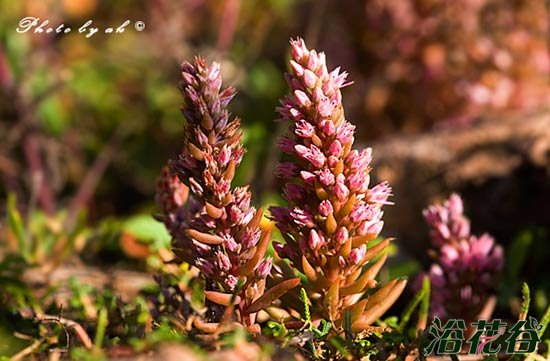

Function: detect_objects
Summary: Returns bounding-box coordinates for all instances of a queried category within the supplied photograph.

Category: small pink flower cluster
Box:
[157,57,297,332]
[270,39,405,329]
[423,194,504,321]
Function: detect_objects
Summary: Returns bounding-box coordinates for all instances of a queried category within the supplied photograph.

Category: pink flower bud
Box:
[349,245,366,265]
[290,60,304,76]
[307,50,319,70]
[290,208,315,227]
[318,168,335,186]
[217,252,232,271]
[369,181,393,205]
[223,234,239,252]
[242,228,261,248]
[181,71,197,87]
[338,256,347,268]
[328,140,343,157]
[440,245,459,268]
[436,223,451,240]
[349,172,368,192]
[218,145,231,167]
[230,205,243,222]
[452,217,471,239]
[317,97,334,117]
[350,202,371,223]
[336,227,349,244]
[318,200,333,217]
[367,220,384,236]
[294,90,311,108]
[423,206,439,226]
[328,155,339,167]
[240,209,254,226]
[256,258,273,278]
[294,144,309,158]
[295,119,315,138]
[308,229,323,250]
[312,87,324,103]
[289,107,302,120]
[197,258,214,276]
[337,122,356,144]
[335,181,350,201]
[300,170,316,184]
[446,193,464,216]
[294,144,326,168]
[225,275,238,290]
[291,38,307,60]
[303,69,317,88]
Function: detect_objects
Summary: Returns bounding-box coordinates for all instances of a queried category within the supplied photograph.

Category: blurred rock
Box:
[369,110,549,262]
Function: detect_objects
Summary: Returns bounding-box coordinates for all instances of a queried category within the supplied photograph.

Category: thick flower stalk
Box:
[270,39,406,331]
[422,194,504,322]
[157,58,298,332]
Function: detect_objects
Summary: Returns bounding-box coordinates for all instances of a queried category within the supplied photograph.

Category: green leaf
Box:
[418,276,431,330]
[123,214,171,249]
[94,307,108,349]
[519,282,530,320]
[538,305,550,338]
[398,281,427,333]
[6,194,29,262]
[266,321,287,337]
[300,288,312,324]
[313,319,331,338]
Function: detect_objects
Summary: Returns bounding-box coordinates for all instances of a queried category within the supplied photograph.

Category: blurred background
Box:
[0,0,548,354]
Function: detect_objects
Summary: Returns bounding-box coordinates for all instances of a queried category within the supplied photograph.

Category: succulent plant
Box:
[156,57,298,333]
[269,39,406,331]
[422,193,504,322]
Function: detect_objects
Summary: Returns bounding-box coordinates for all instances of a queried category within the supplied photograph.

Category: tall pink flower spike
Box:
[157,57,299,333]
[270,38,406,331]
